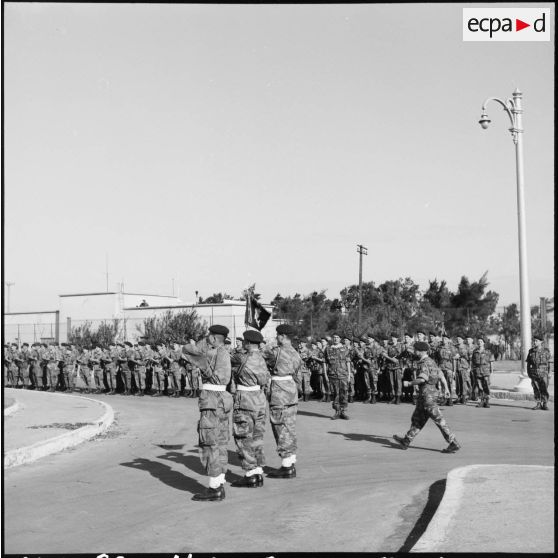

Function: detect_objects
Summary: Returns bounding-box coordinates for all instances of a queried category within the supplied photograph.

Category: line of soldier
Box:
[4,330,551,411]
[3,340,206,397]
[294,330,494,408]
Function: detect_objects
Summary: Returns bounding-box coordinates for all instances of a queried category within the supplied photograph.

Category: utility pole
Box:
[357,244,368,326]
[5,282,14,313]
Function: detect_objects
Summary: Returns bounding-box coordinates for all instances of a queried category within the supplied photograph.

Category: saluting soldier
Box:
[393,341,460,453]
[263,323,302,478]
[183,324,233,502]
[229,330,270,488]
[471,337,494,408]
[526,335,552,411]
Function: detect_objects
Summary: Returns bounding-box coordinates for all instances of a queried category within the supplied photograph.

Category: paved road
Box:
[3,394,554,554]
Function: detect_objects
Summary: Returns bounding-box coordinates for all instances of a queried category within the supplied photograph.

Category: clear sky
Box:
[3,2,554,312]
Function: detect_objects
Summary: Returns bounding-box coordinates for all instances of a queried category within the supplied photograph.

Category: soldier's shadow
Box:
[328,431,443,453]
[120,457,205,494]
[158,449,245,483]
[298,409,332,419]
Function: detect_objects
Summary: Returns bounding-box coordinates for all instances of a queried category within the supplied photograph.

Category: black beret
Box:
[236,337,243,341]
[138,341,145,346]
[276,324,295,336]
[390,332,399,338]
[534,334,544,341]
[442,332,451,338]
[124,341,133,347]
[209,324,229,337]
[414,341,430,352]
[404,332,413,338]
[244,330,264,344]
[416,330,426,336]
[224,338,231,344]
[429,331,437,336]
[22,343,29,347]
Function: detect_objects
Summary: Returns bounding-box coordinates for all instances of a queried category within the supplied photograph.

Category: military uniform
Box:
[453,340,471,404]
[436,339,456,406]
[399,338,416,403]
[386,338,403,404]
[526,341,552,410]
[89,346,104,392]
[325,341,351,418]
[118,343,133,394]
[183,325,233,500]
[311,344,329,401]
[297,344,313,401]
[471,343,493,408]
[230,332,270,486]
[394,344,460,453]
[4,345,16,387]
[264,341,302,467]
[61,345,76,391]
[361,341,380,403]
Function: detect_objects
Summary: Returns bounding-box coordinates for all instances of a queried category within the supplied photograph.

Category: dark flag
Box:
[244,284,271,331]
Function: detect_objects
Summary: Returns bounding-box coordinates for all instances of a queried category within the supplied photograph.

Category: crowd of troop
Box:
[2,329,552,411]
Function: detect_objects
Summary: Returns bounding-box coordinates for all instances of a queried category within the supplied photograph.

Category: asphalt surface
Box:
[2,383,554,554]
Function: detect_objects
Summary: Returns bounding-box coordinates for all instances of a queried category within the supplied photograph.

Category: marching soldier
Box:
[229,330,270,488]
[263,323,302,478]
[325,333,352,419]
[393,341,460,453]
[471,337,494,408]
[183,324,233,501]
[526,335,552,411]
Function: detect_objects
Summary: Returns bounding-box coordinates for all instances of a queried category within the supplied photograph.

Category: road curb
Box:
[4,393,115,469]
[4,399,23,417]
[410,464,554,552]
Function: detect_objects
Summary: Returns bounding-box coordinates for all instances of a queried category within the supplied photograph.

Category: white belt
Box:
[271,375,293,381]
[236,385,261,392]
[202,384,226,392]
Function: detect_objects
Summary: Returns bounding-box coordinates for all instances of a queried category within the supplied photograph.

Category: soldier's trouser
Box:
[78,367,90,389]
[528,371,549,404]
[379,368,391,397]
[388,367,403,397]
[62,366,75,390]
[182,368,192,392]
[455,369,471,399]
[168,369,181,393]
[363,368,379,395]
[405,399,455,444]
[301,371,312,395]
[402,367,416,400]
[91,366,103,390]
[189,368,200,392]
[474,373,491,402]
[442,369,456,400]
[269,404,297,458]
[104,365,118,391]
[133,365,146,390]
[233,407,267,471]
[348,373,355,397]
[198,407,231,477]
[151,367,164,391]
[317,373,330,396]
[46,363,59,389]
[120,366,132,390]
[5,364,16,387]
[329,377,349,412]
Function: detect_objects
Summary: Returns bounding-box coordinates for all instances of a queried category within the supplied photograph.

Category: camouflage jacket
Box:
[324,344,351,379]
[526,347,551,375]
[471,348,493,375]
[264,345,302,407]
[231,348,270,411]
[416,356,443,404]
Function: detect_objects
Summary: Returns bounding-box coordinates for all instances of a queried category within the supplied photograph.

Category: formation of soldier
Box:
[3,330,552,415]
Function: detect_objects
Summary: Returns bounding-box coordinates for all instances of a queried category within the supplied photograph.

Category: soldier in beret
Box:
[471,337,493,408]
[297,340,313,402]
[526,335,552,411]
[183,324,233,501]
[229,329,270,488]
[263,323,302,478]
[453,335,471,404]
[325,334,352,419]
[393,342,460,453]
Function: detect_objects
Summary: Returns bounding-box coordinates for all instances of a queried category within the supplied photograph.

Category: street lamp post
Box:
[479,88,532,392]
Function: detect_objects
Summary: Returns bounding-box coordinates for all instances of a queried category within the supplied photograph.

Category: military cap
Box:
[124,341,133,347]
[138,341,145,346]
[276,324,295,336]
[208,324,229,337]
[390,332,399,338]
[533,334,544,341]
[11,342,18,346]
[442,332,450,338]
[22,342,29,347]
[414,341,430,352]
[404,332,413,338]
[236,337,243,341]
[360,336,368,342]
[429,331,437,336]
[416,329,426,336]
[224,338,231,344]
[243,330,264,344]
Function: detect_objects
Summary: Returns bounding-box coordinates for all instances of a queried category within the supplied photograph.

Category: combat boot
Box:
[348,395,354,403]
[447,398,453,406]
[392,435,409,450]
[303,393,310,402]
[324,393,330,402]
[394,396,401,405]
[192,486,225,501]
[183,389,191,397]
[231,475,261,488]
[371,394,377,404]
[331,411,340,420]
[363,395,371,403]
[267,465,296,479]
[483,399,490,408]
[442,440,461,454]
[320,394,327,402]
[340,411,350,420]
[541,402,549,411]
[532,402,542,410]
